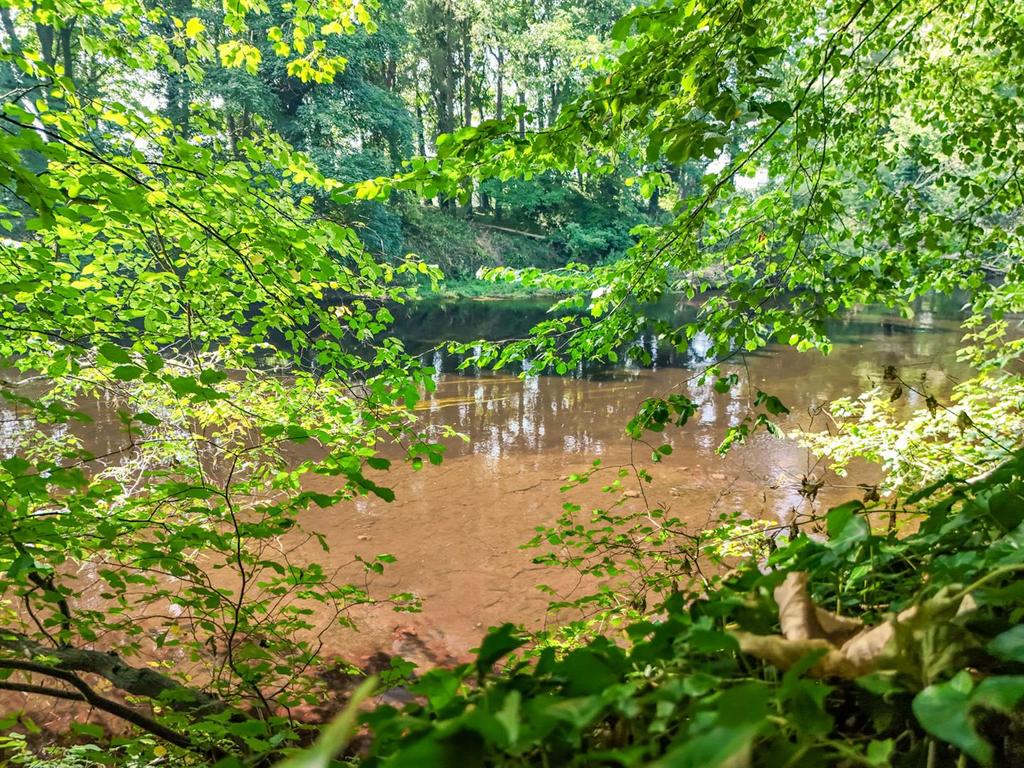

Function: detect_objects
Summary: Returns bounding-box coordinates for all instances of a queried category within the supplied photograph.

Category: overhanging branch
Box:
[0,630,224,714]
[0,658,225,758]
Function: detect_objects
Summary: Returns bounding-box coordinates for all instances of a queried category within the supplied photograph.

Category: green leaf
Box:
[70,721,104,738]
[273,676,376,768]
[199,369,227,385]
[651,723,759,767]
[763,101,793,121]
[410,668,461,712]
[532,695,605,730]
[7,552,34,578]
[866,739,894,766]
[826,500,866,541]
[610,14,633,42]
[913,671,991,764]
[492,690,521,746]
[98,342,131,364]
[1,456,31,475]
[688,629,740,654]
[988,626,1024,662]
[112,364,144,381]
[755,390,790,415]
[558,648,622,695]
[166,376,203,396]
[367,482,394,502]
[713,374,738,394]
[987,488,1024,530]
[905,475,956,505]
[971,675,1024,714]
[475,624,525,678]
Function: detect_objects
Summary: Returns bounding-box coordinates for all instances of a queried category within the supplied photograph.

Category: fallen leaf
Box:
[732,573,976,680]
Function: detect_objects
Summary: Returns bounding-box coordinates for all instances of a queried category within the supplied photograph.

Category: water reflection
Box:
[313,300,972,659]
[0,294,979,662]
[407,304,965,465]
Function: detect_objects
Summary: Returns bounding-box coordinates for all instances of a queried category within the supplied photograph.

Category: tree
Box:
[382,0,1024,371]
[345,2,1024,764]
[0,0,443,761]
[4,0,1024,764]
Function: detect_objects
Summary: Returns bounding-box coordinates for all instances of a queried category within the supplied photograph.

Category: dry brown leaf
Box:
[775,571,864,644]
[814,607,865,645]
[732,571,966,680]
[733,573,978,684]
[774,572,823,641]
[732,632,867,678]
[839,622,895,671]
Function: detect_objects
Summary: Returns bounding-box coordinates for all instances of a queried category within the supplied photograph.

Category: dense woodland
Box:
[0,0,1023,767]
[7,0,655,280]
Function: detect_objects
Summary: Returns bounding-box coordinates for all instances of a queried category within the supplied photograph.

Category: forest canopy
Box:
[0,0,1022,767]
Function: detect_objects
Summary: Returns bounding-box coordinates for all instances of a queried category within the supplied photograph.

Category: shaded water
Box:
[297,294,970,661]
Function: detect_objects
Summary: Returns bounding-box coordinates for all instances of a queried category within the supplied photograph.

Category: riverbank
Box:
[425,277,565,299]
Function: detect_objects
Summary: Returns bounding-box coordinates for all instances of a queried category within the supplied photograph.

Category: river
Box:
[0,294,972,671]
[292,293,970,665]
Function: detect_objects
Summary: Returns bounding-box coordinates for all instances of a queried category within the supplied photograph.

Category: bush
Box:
[358,450,1024,767]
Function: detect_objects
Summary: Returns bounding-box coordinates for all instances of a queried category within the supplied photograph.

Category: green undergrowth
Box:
[357,452,1024,767]
[399,205,563,281]
[425,277,565,300]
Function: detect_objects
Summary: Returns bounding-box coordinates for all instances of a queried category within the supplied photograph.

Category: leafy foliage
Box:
[0,0,444,762]
[800,372,1024,498]
[1,0,1024,766]
[360,451,1024,767]
[375,0,1024,370]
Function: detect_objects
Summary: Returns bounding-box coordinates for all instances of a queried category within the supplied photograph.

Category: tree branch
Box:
[0,658,225,758]
[0,679,85,702]
[0,630,225,715]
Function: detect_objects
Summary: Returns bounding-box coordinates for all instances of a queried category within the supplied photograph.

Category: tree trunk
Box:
[423,1,457,209]
[425,1,456,141]
[384,55,397,90]
[34,21,55,70]
[461,16,472,128]
[648,184,661,216]
[460,16,473,216]
[414,80,427,156]
[495,48,504,120]
[517,90,526,138]
[547,55,559,125]
[59,19,76,83]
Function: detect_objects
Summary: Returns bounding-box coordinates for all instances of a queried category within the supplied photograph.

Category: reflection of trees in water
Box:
[397,292,967,370]
[395,298,556,352]
[413,304,968,466]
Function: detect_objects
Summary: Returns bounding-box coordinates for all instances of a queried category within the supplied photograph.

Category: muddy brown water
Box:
[293,296,971,664]
[0,296,973,676]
